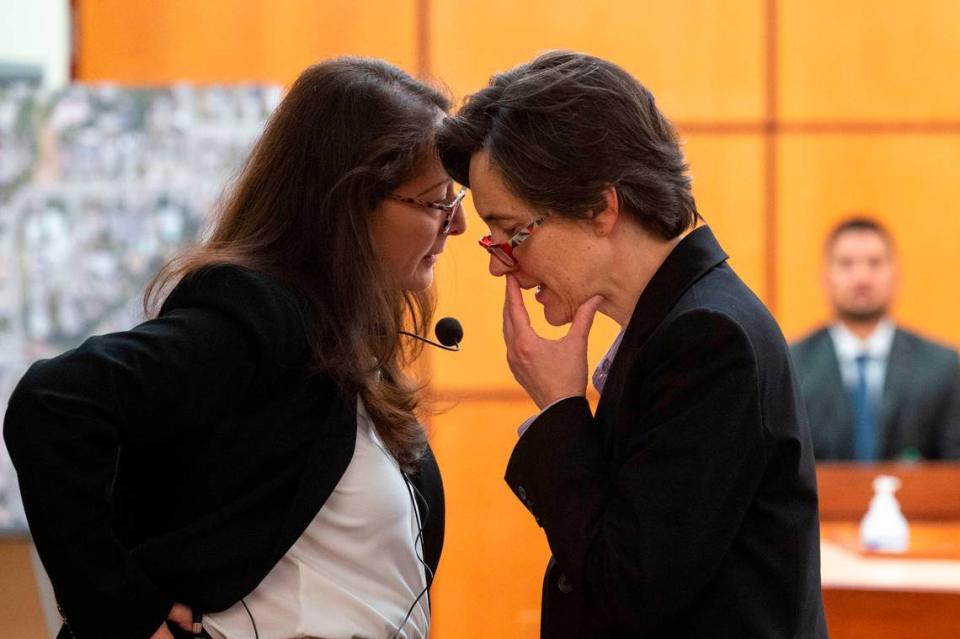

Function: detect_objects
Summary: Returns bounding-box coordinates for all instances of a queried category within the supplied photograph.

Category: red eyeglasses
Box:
[478,217,545,268]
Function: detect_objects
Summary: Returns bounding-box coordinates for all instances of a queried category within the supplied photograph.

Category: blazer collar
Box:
[619,225,729,350]
[594,226,728,437]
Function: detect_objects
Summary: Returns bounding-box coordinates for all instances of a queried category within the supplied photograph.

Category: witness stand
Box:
[818,463,960,639]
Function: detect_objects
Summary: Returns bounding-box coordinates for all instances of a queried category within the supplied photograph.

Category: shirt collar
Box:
[593,329,626,394]
[829,318,896,362]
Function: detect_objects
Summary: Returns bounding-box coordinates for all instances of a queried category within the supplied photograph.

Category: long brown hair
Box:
[145,57,450,472]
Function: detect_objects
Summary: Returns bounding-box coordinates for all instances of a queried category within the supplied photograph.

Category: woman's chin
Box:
[543,305,572,327]
[400,269,434,292]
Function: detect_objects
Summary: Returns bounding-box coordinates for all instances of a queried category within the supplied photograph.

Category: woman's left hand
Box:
[503,274,603,409]
[167,603,195,633]
[148,603,194,639]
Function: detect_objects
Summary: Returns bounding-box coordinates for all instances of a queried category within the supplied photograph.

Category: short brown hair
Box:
[825,216,895,254]
[438,50,698,239]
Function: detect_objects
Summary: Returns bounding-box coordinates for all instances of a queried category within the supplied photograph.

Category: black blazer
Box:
[505,227,827,638]
[791,326,960,460]
[3,265,444,639]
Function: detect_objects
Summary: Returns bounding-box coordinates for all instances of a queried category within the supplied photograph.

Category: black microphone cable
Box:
[392,472,434,639]
[191,600,258,639]
[367,438,434,639]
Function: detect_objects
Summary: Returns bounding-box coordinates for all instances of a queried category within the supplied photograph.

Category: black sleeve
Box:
[504,309,766,629]
[3,266,304,639]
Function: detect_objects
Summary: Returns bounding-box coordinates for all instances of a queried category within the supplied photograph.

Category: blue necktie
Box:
[852,354,877,461]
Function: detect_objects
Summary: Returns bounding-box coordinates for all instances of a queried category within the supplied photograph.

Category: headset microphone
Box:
[400,317,463,351]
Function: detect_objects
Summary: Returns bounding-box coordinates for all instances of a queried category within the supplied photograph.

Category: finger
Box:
[502,280,515,343]
[149,624,175,639]
[168,603,195,631]
[504,275,533,332]
[568,295,603,340]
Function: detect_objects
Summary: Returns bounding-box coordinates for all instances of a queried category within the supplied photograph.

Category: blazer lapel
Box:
[811,332,855,459]
[878,330,911,457]
[594,226,730,452]
[274,386,357,557]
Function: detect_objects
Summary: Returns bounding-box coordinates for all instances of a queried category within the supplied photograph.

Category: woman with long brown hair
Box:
[4,57,464,639]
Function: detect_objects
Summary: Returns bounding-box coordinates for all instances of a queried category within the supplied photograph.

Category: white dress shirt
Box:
[828,319,896,406]
[203,396,429,639]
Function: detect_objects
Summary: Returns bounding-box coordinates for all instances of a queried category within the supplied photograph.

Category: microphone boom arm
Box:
[398,330,460,351]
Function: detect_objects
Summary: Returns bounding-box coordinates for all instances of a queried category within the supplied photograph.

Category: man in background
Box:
[791,217,960,461]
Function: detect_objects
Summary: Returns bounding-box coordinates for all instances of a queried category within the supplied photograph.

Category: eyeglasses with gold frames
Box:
[386,187,467,234]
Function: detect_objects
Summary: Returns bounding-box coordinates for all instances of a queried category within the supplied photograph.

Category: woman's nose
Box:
[446,204,467,236]
[488,254,514,277]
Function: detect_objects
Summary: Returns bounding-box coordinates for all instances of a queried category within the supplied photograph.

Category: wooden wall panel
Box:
[428,397,551,639]
[430,0,765,123]
[776,134,960,344]
[683,134,766,299]
[77,0,418,85]
[779,0,960,121]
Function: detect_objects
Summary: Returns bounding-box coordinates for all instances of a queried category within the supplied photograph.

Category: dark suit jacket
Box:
[505,227,827,638]
[3,265,444,639]
[791,326,960,460]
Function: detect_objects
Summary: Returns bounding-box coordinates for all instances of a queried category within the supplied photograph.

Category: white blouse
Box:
[203,396,430,639]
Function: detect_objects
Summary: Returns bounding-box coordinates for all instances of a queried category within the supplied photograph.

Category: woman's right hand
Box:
[503,274,603,408]
[150,603,195,638]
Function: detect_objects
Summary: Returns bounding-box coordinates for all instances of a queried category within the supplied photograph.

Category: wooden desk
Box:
[817,463,960,639]
[817,462,960,520]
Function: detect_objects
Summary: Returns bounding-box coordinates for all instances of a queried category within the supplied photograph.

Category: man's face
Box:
[823,229,897,323]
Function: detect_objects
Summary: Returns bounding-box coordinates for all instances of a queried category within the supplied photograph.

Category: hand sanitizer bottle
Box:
[860,475,910,552]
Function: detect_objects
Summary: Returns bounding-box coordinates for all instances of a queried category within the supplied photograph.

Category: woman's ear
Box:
[592,186,620,237]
